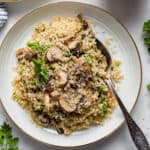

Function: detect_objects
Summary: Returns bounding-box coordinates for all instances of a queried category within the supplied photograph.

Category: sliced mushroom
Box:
[68,40,81,50]
[38,114,50,127]
[51,90,60,97]
[44,93,50,106]
[59,94,76,112]
[16,47,36,61]
[42,84,53,93]
[47,46,63,62]
[59,35,73,43]
[56,71,68,86]
[80,95,92,108]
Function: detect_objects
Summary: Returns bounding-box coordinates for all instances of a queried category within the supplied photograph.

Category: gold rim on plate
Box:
[0,0,142,148]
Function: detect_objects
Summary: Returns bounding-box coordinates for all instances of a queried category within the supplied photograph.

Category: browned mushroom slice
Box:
[16,47,36,61]
[44,93,50,106]
[59,35,73,43]
[59,94,76,112]
[56,71,68,86]
[51,90,60,97]
[47,46,63,62]
[38,114,50,127]
[68,40,81,50]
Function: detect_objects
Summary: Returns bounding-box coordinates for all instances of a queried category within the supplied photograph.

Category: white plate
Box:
[0,1,142,147]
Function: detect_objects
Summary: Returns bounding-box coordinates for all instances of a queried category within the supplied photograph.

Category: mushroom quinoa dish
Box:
[12,15,123,135]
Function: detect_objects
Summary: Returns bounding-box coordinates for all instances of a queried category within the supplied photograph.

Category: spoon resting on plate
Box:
[95,36,150,150]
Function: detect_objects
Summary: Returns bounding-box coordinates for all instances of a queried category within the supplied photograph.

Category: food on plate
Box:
[12,15,122,135]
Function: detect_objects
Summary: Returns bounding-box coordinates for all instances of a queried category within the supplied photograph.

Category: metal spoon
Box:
[95,38,150,150]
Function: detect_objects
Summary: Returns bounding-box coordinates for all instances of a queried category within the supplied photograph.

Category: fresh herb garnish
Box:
[0,122,19,150]
[84,53,94,66]
[100,97,108,118]
[97,84,104,93]
[91,44,97,50]
[95,72,101,77]
[34,102,44,111]
[12,92,17,99]
[116,61,121,67]
[27,41,46,53]
[147,84,150,91]
[100,97,106,104]
[65,50,72,57]
[102,107,108,118]
[111,66,114,71]
[33,59,48,85]
[30,79,37,89]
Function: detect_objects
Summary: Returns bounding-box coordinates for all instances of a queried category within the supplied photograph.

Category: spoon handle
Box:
[106,80,150,150]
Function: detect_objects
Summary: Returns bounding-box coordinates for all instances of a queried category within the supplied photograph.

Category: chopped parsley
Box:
[102,107,108,118]
[84,53,94,66]
[30,79,37,89]
[33,59,48,85]
[97,84,104,93]
[34,102,44,111]
[27,41,46,53]
[100,97,106,104]
[115,61,121,67]
[65,50,72,57]
[100,97,108,118]
[95,72,101,77]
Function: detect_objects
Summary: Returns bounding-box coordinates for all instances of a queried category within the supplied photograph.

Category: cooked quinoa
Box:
[12,15,122,135]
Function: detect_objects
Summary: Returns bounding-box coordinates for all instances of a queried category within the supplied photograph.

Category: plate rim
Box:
[0,0,143,148]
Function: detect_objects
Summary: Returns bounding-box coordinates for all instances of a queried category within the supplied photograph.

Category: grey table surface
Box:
[0,0,150,149]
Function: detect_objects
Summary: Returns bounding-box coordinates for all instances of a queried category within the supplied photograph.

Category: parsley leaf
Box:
[147,84,150,91]
[143,20,150,50]
[65,50,71,57]
[33,59,48,85]
[95,72,101,77]
[143,20,150,32]
[27,41,46,53]
[0,122,19,150]
[97,84,104,93]
[84,53,94,66]
[144,37,150,47]
[143,20,150,89]
[100,97,106,104]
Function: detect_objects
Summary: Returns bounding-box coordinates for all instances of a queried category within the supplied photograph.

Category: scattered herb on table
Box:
[143,20,150,54]
[0,122,20,150]
[143,20,150,90]
[147,84,150,91]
